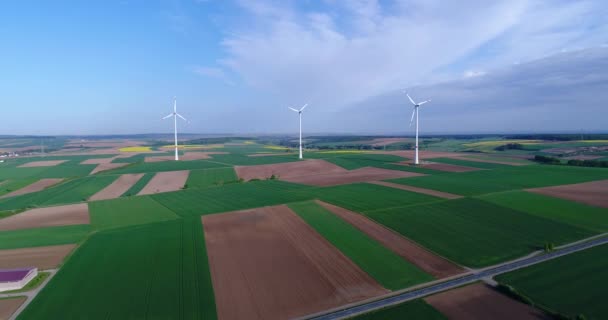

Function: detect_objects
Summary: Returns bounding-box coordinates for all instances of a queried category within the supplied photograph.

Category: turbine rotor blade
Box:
[176,113,188,122]
[162,114,173,120]
[418,100,431,106]
[300,103,308,111]
[409,109,415,127]
[288,107,299,112]
[406,93,416,105]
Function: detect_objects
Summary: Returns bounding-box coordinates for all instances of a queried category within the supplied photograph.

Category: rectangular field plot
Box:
[352,299,446,320]
[0,225,91,250]
[186,167,238,188]
[366,198,593,267]
[18,219,217,319]
[496,244,608,319]
[152,180,313,217]
[429,157,513,169]
[202,205,386,320]
[101,159,227,174]
[89,196,179,230]
[210,153,299,166]
[479,191,608,232]
[289,201,433,290]
[389,165,608,196]
[120,172,154,197]
[322,154,407,170]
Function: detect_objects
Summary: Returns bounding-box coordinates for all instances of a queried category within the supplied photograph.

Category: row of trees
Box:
[534,155,608,168]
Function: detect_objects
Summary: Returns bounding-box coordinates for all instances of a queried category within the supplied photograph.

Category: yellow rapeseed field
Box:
[119,146,152,152]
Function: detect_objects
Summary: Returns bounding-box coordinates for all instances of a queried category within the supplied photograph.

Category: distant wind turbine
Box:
[406,93,431,165]
[288,104,308,159]
[162,97,188,161]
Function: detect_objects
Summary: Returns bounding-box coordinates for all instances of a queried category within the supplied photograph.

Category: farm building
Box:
[0,268,37,292]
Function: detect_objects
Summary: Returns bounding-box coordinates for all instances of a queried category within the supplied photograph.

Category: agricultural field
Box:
[496,244,608,319]
[366,198,593,267]
[101,159,227,174]
[428,157,514,169]
[120,172,155,196]
[352,299,446,320]
[0,225,91,250]
[89,196,179,230]
[185,167,238,188]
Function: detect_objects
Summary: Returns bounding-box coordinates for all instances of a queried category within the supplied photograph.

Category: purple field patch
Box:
[0,268,34,282]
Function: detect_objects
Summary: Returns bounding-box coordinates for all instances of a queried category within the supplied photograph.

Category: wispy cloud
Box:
[192,66,234,85]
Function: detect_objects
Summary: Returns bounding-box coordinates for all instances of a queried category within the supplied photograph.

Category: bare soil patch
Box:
[0,297,26,320]
[425,283,547,320]
[0,203,90,231]
[0,244,76,270]
[137,170,189,195]
[88,174,144,201]
[80,157,116,165]
[527,179,608,208]
[285,167,423,187]
[316,200,464,278]
[144,152,227,162]
[202,205,387,320]
[369,181,462,199]
[235,159,346,181]
[423,162,481,172]
[18,160,67,168]
[0,179,63,199]
[89,162,129,175]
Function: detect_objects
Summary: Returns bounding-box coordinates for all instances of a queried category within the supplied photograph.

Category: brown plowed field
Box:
[316,200,464,278]
[0,203,90,231]
[423,162,481,172]
[89,162,129,175]
[88,174,144,201]
[18,160,67,168]
[0,297,26,320]
[235,159,346,181]
[144,152,227,162]
[80,157,117,164]
[202,205,387,320]
[0,244,76,269]
[369,181,462,199]
[284,167,423,186]
[137,170,189,195]
[425,283,548,320]
[527,179,608,208]
[0,179,63,199]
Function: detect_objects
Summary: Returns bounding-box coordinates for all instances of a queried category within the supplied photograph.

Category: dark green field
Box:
[103,159,227,174]
[89,196,179,230]
[496,244,608,320]
[352,299,446,320]
[186,167,238,188]
[120,172,155,197]
[0,225,91,250]
[289,201,433,290]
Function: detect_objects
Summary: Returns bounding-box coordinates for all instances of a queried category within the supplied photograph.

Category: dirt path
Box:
[316,201,464,278]
[88,174,144,201]
[137,171,189,195]
[369,181,463,199]
[0,244,76,270]
[202,205,386,320]
[0,179,63,199]
[425,283,547,319]
[0,297,26,320]
[0,203,89,231]
[235,159,346,181]
[285,167,423,187]
[17,160,67,168]
[527,179,608,208]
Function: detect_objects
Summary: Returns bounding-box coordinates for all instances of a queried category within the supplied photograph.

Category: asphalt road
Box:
[309,236,608,320]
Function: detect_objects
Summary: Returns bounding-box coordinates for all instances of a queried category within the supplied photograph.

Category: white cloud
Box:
[192,66,234,85]
[463,70,486,78]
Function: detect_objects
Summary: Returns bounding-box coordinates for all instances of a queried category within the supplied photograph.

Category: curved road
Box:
[308,235,608,320]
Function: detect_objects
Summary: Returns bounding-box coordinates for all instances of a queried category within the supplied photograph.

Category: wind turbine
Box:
[288,104,308,159]
[162,97,188,161]
[406,93,431,165]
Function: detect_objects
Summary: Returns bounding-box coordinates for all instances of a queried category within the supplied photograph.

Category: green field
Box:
[17,219,217,319]
[0,175,118,211]
[0,178,39,197]
[299,183,441,213]
[89,196,179,230]
[152,180,312,217]
[120,172,155,197]
[479,191,608,232]
[496,244,608,320]
[389,165,608,196]
[0,225,91,250]
[102,159,227,174]
[352,299,446,320]
[289,201,433,290]
[207,153,298,165]
[321,154,406,170]
[366,198,593,267]
[186,167,238,188]
[429,157,513,169]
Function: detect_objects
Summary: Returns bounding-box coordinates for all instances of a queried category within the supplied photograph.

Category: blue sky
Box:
[1,0,607,134]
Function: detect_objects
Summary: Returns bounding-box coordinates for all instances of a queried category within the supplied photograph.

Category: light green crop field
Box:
[352,299,446,320]
[152,180,313,217]
[0,175,118,211]
[186,167,238,188]
[89,196,180,230]
[389,165,608,196]
[366,198,593,267]
[17,219,217,320]
[208,153,299,165]
[298,183,441,213]
[428,157,514,169]
[0,178,39,197]
[103,159,227,174]
[462,154,532,164]
[0,225,91,250]
[479,191,608,232]
[120,172,154,197]
[289,201,433,290]
[496,244,608,320]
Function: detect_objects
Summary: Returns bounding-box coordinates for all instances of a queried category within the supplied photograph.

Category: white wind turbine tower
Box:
[288,104,308,159]
[406,93,431,165]
[162,97,188,161]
